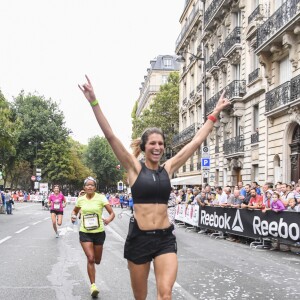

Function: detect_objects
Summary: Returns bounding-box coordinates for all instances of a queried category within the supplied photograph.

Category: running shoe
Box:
[56,232,59,238]
[90,283,99,298]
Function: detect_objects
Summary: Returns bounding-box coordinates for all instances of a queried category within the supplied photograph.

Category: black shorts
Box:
[79,231,106,245]
[50,210,63,215]
[124,217,177,264]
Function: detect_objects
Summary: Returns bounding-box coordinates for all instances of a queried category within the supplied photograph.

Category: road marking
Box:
[15,226,29,234]
[0,236,12,244]
[32,221,42,225]
[106,226,198,300]
[44,217,51,220]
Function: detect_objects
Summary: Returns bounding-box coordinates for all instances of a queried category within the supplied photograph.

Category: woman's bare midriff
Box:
[133,203,171,230]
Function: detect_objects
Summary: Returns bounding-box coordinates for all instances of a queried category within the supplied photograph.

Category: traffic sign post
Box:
[36,176,42,181]
[203,170,209,178]
[31,176,36,181]
[36,168,41,176]
[202,146,210,157]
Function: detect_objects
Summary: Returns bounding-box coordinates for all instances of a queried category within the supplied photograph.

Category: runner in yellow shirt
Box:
[71,177,115,298]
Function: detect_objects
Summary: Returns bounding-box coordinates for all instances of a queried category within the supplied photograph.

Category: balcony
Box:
[248,68,260,84]
[251,132,259,144]
[205,43,224,72]
[291,73,300,102]
[224,135,244,155]
[176,0,201,50]
[172,123,201,147]
[205,80,246,114]
[182,97,188,107]
[265,81,291,112]
[256,0,299,50]
[189,90,195,99]
[204,0,225,30]
[248,4,263,24]
[224,27,242,56]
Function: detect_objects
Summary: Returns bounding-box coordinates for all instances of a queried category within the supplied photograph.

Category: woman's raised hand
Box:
[214,90,231,115]
[78,75,97,103]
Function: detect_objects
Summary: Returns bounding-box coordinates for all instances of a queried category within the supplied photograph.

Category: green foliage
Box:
[84,136,124,192]
[131,72,179,146]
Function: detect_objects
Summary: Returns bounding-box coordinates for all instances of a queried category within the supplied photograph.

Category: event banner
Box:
[198,206,300,244]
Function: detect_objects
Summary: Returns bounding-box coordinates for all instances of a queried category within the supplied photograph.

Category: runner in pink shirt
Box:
[48,185,66,238]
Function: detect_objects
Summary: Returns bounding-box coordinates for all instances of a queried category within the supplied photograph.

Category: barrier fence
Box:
[175,204,300,245]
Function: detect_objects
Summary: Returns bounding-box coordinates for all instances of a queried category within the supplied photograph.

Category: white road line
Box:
[106,226,197,300]
[44,217,51,220]
[15,226,29,234]
[32,221,42,225]
[0,236,12,244]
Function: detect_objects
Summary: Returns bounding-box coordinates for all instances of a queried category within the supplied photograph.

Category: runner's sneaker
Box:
[56,232,59,238]
[90,283,99,298]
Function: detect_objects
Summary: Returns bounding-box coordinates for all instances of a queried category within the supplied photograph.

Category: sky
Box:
[0,0,184,149]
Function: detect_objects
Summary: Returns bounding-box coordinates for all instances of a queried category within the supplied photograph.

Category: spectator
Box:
[230,189,242,208]
[204,184,212,201]
[247,188,264,210]
[186,188,193,204]
[176,189,185,204]
[262,192,285,213]
[208,192,217,206]
[251,181,261,195]
[275,183,282,194]
[286,198,300,212]
[294,184,300,204]
[241,184,252,209]
[196,190,207,207]
[281,183,295,207]
[215,186,227,206]
[264,190,273,208]
[238,181,246,199]
[191,188,200,205]
[128,193,133,214]
[222,187,234,207]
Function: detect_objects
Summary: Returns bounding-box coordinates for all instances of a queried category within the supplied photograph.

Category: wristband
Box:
[207,114,217,123]
[90,99,99,107]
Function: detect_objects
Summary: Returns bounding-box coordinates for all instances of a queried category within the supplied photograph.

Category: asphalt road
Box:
[0,202,300,300]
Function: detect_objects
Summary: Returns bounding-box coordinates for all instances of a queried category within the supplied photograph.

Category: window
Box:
[215,78,219,94]
[279,56,292,84]
[197,103,202,123]
[233,11,241,27]
[252,164,259,182]
[189,109,194,125]
[251,51,259,71]
[162,75,168,84]
[183,114,187,129]
[275,0,286,10]
[253,105,259,132]
[163,58,172,68]
[234,117,241,136]
[233,64,241,80]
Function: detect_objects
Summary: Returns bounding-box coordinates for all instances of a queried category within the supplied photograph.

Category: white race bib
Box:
[53,202,60,210]
[83,214,100,230]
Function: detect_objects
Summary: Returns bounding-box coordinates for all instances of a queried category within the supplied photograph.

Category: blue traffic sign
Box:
[201,158,210,169]
[36,176,42,181]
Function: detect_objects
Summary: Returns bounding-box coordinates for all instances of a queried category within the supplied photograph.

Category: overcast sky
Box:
[0,0,184,149]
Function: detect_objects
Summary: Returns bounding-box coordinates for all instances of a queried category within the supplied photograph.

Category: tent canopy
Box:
[171,175,202,186]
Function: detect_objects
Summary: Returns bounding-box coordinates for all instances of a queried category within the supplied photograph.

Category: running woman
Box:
[71,177,115,298]
[48,185,66,238]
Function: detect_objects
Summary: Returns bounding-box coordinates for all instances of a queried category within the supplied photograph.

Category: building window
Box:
[253,105,259,132]
[163,58,172,68]
[233,11,241,27]
[279,56,292,84]
[197,103,202,124]
[252,164,259,182]
[233,64,241,80]
[162,75,168,84]
[189,109,194,125]
[234,117,241,136]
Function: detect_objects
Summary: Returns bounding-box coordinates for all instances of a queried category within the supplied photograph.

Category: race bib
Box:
[53,202,60,210]
[83,214,100,230]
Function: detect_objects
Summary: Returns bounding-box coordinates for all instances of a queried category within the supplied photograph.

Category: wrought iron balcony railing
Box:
[204,0,224,27]
[257,0,299,49]
[248,68,260,84]
[197,83,202,93]
[172,123,201,147]
[224,27,242,55]
[251,132,259,144]
[182,97,188,106]
[224,135,244,155]
[265,81,291,112]
[190,90,195,99]
[248,4,263,24]
[205,80,246,114]
[291,73,300,102]
[176,0,200,48]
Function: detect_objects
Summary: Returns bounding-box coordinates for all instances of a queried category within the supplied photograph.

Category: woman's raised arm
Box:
[78,75,139,173]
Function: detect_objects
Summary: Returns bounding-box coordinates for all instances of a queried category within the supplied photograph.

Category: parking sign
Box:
[201,158,210,169]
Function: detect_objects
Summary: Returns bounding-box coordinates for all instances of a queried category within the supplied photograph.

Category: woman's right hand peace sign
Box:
[78,75,97,103]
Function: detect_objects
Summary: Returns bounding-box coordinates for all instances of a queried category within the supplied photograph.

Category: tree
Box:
[85,136,124,192]
[131,72,179,146]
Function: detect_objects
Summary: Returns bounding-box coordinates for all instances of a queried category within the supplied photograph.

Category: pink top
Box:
[49,193,65,212]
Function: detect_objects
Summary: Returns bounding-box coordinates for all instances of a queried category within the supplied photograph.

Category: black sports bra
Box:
[131,162,171,204]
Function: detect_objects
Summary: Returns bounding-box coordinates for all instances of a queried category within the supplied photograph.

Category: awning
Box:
[170,175,202,186]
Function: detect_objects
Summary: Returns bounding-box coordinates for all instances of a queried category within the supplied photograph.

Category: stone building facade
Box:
[173,0,300,187]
